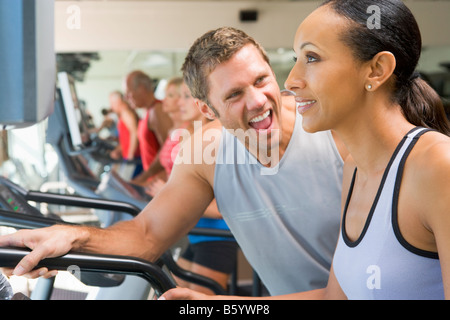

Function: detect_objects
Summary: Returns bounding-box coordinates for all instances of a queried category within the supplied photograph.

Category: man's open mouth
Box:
[248,110,272,130]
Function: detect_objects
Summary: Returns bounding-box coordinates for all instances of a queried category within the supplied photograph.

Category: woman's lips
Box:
[296,99,317,114]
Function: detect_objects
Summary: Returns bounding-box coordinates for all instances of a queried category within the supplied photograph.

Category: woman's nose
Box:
[285,65,306,93]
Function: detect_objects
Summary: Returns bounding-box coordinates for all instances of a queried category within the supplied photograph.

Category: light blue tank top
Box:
[333,127,444,300]
[214,113,344,295]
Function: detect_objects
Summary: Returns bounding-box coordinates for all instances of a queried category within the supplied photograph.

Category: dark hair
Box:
[127,70,154,92]
[321,0,450,135]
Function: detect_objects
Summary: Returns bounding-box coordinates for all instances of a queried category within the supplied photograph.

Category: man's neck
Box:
[145,96,158,109]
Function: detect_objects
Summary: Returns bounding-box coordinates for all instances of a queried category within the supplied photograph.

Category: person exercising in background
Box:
[147,81,238,294]
[125,70,173,178]
[108,91,142,177]
[0,27,347,296]
[133,77,186,184]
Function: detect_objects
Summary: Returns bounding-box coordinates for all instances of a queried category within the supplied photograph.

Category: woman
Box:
[283,0,450,300]
[131,77,186,185]
[162,0,450,300]
[108,90,142,178]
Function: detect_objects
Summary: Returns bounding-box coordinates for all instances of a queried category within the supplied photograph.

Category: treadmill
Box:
[0,176,228,299]
[0,3,234,299]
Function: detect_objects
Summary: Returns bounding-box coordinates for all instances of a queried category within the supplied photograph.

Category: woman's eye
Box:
[293,56,298,63]
[306,54,319,63]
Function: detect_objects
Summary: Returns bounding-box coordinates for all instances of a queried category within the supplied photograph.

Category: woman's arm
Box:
[415,138,450,298]
[123,109,140,160]
[160,265,347,300]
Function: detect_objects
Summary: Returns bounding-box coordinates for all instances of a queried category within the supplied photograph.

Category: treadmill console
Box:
[0,181,42,216]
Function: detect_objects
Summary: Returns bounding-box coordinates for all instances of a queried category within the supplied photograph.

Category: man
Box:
[0,27,347,296]
[125,70,173,183]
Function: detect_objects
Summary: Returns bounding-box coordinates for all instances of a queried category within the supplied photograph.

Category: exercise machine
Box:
[0,247,176,299]
[0,176,228,299]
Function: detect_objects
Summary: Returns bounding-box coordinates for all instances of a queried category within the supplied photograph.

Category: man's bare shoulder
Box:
[191,119,223,149]
[173,119,223,185]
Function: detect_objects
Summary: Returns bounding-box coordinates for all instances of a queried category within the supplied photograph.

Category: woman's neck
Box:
[337,102,414,178]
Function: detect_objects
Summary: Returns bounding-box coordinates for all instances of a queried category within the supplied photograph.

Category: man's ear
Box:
[365,51,396,91]
[195,99,216,120]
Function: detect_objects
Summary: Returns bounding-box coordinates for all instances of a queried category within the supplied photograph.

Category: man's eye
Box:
[255,76,266,85]
[227,91,241,100]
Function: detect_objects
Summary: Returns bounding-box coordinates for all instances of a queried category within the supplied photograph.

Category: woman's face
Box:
[163,83,181,114]
[178,83,202,122]
[285,5,369,133]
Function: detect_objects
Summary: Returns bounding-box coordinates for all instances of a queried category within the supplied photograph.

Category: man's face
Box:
[125,80,146,109]
[206,44,283,152]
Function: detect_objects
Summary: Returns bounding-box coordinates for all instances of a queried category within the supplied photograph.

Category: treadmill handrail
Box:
[160,252,227,295]
[26,191,141,216]
[0,210,231,295]
[189,227,234,239]
[0,209,72,229]
[0,176,141,216]
[0,247,176,297]
[0,178,234,237]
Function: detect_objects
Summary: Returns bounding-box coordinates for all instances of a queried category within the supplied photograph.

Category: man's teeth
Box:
[249,110,270,123]
[297,100,316,107]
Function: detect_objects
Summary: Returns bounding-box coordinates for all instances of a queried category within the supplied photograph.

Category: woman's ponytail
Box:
[397,75,450,136]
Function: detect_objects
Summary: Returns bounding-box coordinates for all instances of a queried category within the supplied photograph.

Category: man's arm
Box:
[0,153,214,277]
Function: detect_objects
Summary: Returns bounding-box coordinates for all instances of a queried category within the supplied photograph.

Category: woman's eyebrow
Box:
[300,41,317,50]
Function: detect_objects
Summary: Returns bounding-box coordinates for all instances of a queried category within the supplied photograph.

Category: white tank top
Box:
[214,113,344,295]
[333,127,444,300]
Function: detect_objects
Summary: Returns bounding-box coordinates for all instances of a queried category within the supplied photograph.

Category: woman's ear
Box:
[365,51,396,91]
[195,99,216,120]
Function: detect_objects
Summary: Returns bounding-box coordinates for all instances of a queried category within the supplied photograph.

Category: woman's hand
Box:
[159,287,216,300]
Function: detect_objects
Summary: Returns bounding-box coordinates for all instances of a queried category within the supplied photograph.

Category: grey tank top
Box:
[333,127,444,299]
[214,113,344,295]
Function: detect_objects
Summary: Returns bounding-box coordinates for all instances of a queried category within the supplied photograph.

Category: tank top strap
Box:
[342,127,432,247]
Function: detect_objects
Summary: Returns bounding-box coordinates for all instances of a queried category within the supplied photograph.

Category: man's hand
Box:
[0,225,82,278]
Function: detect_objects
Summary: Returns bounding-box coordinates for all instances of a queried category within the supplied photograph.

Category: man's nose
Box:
[246,87,267,111]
